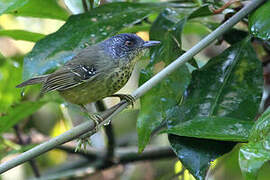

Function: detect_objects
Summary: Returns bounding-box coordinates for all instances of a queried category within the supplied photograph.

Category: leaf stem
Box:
[0,0,266,174]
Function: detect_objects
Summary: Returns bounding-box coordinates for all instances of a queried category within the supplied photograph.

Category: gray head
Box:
[100,33,160,61]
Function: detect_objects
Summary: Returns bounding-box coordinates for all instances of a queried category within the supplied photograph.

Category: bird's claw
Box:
[89,113,103,132]
[75,137,91,152]
[111,94,135,108]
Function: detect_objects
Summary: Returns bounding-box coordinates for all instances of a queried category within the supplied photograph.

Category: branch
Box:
[13,125,40,177]
[95,100,115,162]
[0,0,266,174]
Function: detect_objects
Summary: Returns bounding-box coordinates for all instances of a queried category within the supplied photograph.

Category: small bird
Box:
[17,33,160,120]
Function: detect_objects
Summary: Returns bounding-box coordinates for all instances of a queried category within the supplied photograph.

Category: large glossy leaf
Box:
[168,38,262,180]
[23,2,163,80]
[137,8,191,153]
[239,108,270,180]
[166,116,253,142]
[137,5,212,153]
[249,1,270,40]
[0,101,47,134]
[0,59,22,113]
[0,0,28,15]
[169,134,235,180]
[0,29,45,42]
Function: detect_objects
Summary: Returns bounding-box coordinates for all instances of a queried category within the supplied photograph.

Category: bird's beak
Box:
[143,41,161,48]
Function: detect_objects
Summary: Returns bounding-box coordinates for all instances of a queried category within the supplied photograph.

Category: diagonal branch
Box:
[0,0,266,174]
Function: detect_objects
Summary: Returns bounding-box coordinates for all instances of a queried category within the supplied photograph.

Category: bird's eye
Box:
[125,40,134,47]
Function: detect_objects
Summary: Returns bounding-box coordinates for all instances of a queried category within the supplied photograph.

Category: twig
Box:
[0,0,266,174]
[82,0,88,12]
[212,0,240,14]
[13,125,40,177]
[95,100,115,162]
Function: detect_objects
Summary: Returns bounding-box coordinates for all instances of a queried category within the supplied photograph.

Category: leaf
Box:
[0,101,47,134]
[249,1,270,40]
[137,8,191,153]
[0,0,28,15]
[22,2,163,80]
[166,116,253,142]
[8,0,69,20]
[169,134,235,180]
[0,29,45,42]
[168,38,263,180]
[239,108,270,180]
[0,59,22,113]
[137,5,215,153]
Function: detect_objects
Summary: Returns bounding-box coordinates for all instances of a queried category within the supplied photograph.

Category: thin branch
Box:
[95,100,115,162]
[82,0,88,12]
[13,125,40,177]
[0,0,266,174]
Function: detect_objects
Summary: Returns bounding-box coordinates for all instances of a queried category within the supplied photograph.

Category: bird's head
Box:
[101,33,160,62]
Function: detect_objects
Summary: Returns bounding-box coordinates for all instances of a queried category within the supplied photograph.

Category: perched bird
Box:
[17,33,160,120]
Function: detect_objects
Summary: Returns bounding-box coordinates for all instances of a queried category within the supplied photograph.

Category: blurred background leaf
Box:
[0,101,47,134]
[0,58,22,112]
[0,29,45,42]
[6,0,69,20]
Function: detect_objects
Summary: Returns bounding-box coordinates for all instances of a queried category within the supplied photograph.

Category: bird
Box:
[17,33,160,123]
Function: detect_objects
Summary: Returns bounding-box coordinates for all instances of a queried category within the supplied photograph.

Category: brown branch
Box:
[212,0,240,14]
[13,125,40,177]
[95,100,115,163]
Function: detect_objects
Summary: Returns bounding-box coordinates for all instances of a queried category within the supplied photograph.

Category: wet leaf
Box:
[137,4,216,153]
[249,1,270,40]
[23,2,163,80]
[169,134,235,180]
[168,38,262,180]
[137,8,191,153]
[0,101,47,134]
[165,116,253,142]
[239,108,270,180]
[0,29,45,42]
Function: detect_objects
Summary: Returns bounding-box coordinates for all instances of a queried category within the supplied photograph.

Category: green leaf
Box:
[239,108,270,180]
[0,101,47,134]
[166,116,254,142]
[0,0,28,15]
[22,2,163,80]
[249,1,270,40]
[9,0,69,20]
[168,38,262,180]
[0,29,45,42]
[137,4,216,153]
[137,8,191,153]
[169,134,235,180]
[0,59,22,113]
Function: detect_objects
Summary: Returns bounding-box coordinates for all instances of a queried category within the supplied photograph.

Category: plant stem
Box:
[95,101,115,162]
[13,125,40,177]
[0,0,266,174]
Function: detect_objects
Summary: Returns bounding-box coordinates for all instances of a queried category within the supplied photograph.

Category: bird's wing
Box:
[41,63,99,94]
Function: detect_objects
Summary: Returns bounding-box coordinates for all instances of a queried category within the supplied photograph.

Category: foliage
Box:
[0,0,269,179]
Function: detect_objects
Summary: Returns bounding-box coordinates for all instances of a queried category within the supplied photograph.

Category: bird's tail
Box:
[16,75,48,88]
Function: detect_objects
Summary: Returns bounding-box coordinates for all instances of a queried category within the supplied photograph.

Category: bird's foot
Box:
[88,113,103,132]
[110,94,136,107]
[75,137,91,152]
